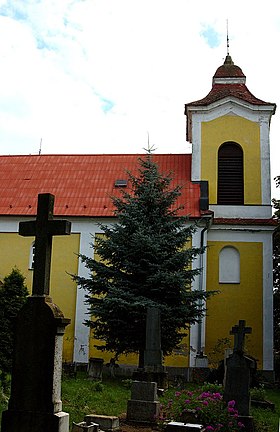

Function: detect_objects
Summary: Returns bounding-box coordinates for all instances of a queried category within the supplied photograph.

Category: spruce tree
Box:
[0,268,29,386]
[74,154,212,366]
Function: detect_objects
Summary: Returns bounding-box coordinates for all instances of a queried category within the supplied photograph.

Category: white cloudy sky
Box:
[0,0,279,198]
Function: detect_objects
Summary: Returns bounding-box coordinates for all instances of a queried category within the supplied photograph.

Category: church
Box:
[0,53,276,378]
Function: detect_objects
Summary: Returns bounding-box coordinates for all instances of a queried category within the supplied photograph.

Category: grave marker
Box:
[224,320,255,431]
[1,193,71,432]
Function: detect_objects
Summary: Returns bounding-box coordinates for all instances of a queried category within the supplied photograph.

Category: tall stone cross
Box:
[230,319,252,353]
[19,193,71,296]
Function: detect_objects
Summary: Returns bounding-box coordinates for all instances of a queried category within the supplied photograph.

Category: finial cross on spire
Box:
[19,193,71,296]
[230,320,252,353]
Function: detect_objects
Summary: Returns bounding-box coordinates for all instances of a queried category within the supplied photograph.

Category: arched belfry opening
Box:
[217,141,244,205]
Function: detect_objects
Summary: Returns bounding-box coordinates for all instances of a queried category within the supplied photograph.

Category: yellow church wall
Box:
[0,231,80,363]
[205,240,263,368]
[201,116,261,204]
[88,234,191,367]
[89,332,190,367]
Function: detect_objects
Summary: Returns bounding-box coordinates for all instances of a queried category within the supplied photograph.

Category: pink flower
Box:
[228,400,236,408]
[238,422,245,428]
[205,427,215,431]
[175,391,181,397]
[202,400,209,406]
[184,399,190,404]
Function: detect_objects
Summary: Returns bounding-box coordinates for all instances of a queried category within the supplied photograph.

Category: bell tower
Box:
[185,54,277,376]
[185,54,276,219]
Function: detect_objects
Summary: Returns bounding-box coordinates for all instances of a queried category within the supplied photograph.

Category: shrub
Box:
[158,389,245,431]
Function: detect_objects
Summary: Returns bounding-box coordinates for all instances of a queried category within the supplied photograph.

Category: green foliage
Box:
[0,268,29,384]
[61,375,130,424]
[73,154,213,364]
[92,381,104,392]
[158,388,245,431]
[250,385,267,402]
[207,338,232,369]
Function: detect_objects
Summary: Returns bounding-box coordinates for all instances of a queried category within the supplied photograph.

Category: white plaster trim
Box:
[259,117,272,204]
[262,234,274,370]
[73,230,92,363]
[189,226,208,367]
[210,205,272,219]
[213,77,246,85]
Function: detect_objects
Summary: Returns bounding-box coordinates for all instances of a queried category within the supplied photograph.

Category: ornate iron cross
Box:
[19,193,71,296]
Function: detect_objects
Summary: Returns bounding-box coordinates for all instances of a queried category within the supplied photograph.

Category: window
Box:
[219,246,240,284]
[217,142,244,205]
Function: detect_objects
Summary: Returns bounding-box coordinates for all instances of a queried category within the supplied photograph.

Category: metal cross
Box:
[19,193,71,296]
[230,320,252,353]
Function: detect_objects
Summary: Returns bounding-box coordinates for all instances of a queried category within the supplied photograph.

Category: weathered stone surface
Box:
[126,400,160,423]
[88,357,104,380]
[1,410,69,432]
[130,380,157,401]
[166,422,205,432]
[73,421,99,431]
[1,193,71,432]
[223,320,255,417]
[85,415,119,431]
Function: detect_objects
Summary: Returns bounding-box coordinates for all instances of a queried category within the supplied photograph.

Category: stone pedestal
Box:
[84,415,119,431]
[1,296,70,432]
[224,352,254,417]
[126,381,160,424]
[88,358,104,380]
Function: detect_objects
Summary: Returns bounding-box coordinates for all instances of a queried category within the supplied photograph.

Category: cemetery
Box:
[0,194,279,431]
[0,53,279,429]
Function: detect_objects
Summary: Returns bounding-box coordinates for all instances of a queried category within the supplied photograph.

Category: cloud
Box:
[0,0,279,199]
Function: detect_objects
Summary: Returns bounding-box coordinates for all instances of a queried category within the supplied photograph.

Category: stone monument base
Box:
[126,400,160,423]
[1,409,69,432]
[126,381,160,424]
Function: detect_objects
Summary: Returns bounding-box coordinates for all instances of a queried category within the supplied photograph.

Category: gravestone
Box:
[88,357,104,380]
[126,380,160,423]
[223,320,255,431]
[133,307,167,388]
[1,193,71,432]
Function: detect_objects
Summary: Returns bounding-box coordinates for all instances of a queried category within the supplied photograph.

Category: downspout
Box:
[196,215,212,354]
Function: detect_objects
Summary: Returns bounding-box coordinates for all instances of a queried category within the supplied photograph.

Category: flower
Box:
[158,389,244,432]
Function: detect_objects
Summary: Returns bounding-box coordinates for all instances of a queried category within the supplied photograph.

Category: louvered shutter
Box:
[217,142,244,205]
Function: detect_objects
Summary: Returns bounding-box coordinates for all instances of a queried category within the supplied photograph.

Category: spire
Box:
[224,19,234,65]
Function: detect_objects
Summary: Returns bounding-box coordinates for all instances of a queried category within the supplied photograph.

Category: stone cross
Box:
[1,193,71,432]
[230,319,252,353]
[19,193,71,296]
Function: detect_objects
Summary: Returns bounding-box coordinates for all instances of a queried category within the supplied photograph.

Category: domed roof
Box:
[185,55,275,109]
[213,54,245,79]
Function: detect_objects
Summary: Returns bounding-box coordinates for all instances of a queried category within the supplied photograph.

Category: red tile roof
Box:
[185,55,276,110]
[213,218,277,226]
[0,154,202,218]
[186,83,274,108]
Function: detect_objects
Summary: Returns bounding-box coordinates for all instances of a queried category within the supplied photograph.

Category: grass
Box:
[1,374,280,431]
[62,373,131,425]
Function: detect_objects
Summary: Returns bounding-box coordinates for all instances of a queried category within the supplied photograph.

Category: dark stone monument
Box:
[223,320,255,432]
[133,307,167,389]
[1,193,71,432]
[126,380,160,424]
